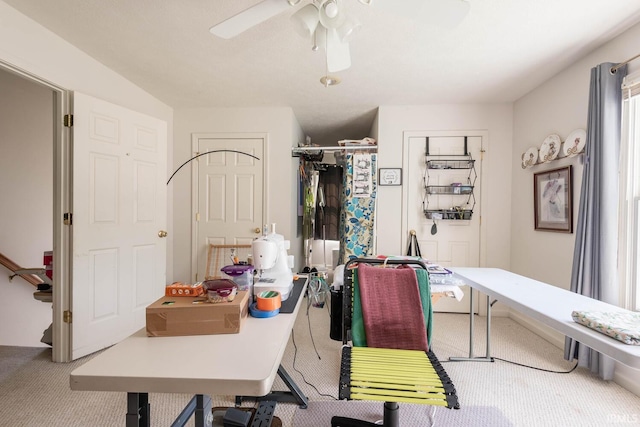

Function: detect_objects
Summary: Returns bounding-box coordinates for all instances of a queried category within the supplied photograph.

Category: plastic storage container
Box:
[221,264,254,295]
[330,288,343,341]
[202,279,238,303]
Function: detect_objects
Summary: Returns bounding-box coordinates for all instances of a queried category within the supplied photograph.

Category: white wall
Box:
[375,104,514,270]
[172,107,304,282]
[0,70,53,347]
[0,1,174,346]
[512,21,640,396]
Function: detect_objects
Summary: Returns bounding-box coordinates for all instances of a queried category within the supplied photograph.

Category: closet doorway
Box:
[403,131,487,313]
[308,162,343,271]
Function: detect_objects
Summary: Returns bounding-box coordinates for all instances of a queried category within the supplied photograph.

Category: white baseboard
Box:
[508,310,565,348]
[614,363,640,397]
[508,310,640,398]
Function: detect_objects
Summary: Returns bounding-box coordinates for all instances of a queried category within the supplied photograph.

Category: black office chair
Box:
[332,257,459,427]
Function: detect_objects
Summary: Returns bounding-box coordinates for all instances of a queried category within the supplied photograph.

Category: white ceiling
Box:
[5,0,640,146]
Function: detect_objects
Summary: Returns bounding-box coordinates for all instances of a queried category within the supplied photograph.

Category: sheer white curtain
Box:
[618,72,640,313]
[564,62,627,380]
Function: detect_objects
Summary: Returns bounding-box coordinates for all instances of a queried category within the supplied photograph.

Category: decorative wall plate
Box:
[563,129,586,157]
[522,146,538,168]
[540,134,561,162]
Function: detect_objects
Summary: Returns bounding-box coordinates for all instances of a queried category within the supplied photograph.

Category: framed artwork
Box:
[534,166,573,233]
[379,168,402,186]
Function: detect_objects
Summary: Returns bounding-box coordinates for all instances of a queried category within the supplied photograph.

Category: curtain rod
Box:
[611,53,640,73]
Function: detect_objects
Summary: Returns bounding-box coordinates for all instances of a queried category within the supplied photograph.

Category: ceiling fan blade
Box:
[326,29,351,72]
[210,0,292,39]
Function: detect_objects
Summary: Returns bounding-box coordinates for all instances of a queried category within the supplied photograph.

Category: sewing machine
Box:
[252,224,294,301]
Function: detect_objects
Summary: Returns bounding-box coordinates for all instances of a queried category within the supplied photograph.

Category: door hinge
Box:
[64,114,73,127]
[196,212,200,221]
[64,212,73,225]
[480,149,485,161]
[195,273,199,282]
[63,310,72,323]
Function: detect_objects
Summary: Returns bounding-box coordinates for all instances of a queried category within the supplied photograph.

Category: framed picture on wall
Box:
[534,165,573,233]
[379,168,402,186]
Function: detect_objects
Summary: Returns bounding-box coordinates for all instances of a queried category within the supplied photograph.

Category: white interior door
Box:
[72,92,167,359]
[192,134,265,282]
[405,134,483,313]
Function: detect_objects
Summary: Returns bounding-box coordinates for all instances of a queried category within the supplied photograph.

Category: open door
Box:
[71,92,167,359]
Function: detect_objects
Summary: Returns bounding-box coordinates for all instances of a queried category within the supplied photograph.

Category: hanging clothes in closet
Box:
[299,154,320,270]
[314,164,342,241]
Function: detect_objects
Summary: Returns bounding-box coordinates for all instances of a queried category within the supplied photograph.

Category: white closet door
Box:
[405,133,483,313]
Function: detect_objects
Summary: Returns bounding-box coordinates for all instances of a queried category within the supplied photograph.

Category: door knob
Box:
[254,228,261,234]
[158,230,168,238]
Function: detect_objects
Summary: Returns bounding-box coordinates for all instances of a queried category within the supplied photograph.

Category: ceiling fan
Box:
[210,1,470,74]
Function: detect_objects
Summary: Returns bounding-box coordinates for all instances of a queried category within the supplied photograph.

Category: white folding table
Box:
[70,279,308,427]
[448,268,640,368]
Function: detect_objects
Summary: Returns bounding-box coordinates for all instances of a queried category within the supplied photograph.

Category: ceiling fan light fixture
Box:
[291,4,320,38]
[324,0,339,18]
[320,75,341,87]
[319,0,346,29]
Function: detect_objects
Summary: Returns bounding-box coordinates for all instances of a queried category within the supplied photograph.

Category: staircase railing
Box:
[0,252,43,287]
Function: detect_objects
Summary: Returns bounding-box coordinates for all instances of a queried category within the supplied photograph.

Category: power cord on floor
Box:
[304,298,323,360]
[441,356,579,373]
[291,328,338,400]
[436,312,580,374]
[492,357,579,373]
[428,405,438,427]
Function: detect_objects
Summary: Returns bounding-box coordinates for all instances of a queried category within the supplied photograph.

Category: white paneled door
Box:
[405,133,483,313]
[193,134,265,282]
[72,92,167,360]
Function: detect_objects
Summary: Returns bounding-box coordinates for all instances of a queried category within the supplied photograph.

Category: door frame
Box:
[190,133,268,281]
[0,59,72,362]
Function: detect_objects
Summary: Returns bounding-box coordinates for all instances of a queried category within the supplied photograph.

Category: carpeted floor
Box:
[1,299,640,426]
[293,401,514,426]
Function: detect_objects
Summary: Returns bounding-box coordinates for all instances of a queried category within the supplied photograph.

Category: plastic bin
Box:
[221,264,254,295]
[330,288,343,341]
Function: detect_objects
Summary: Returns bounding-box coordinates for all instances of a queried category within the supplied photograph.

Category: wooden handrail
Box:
[0,252,43,287]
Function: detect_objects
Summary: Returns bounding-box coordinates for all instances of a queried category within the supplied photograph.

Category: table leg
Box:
[170,394,213,427]
[126,392,150,427]
[236,364,308,409]
[194,394,213,427]
[449,290,494,362]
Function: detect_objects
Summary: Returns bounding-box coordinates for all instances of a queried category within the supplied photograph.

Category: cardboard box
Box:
[146,291,249,337]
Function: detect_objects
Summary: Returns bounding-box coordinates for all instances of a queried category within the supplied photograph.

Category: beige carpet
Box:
[1,301,640,426]
[293,401,513,426]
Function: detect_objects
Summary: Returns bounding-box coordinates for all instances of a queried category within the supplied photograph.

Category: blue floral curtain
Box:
[338,153,377,264]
